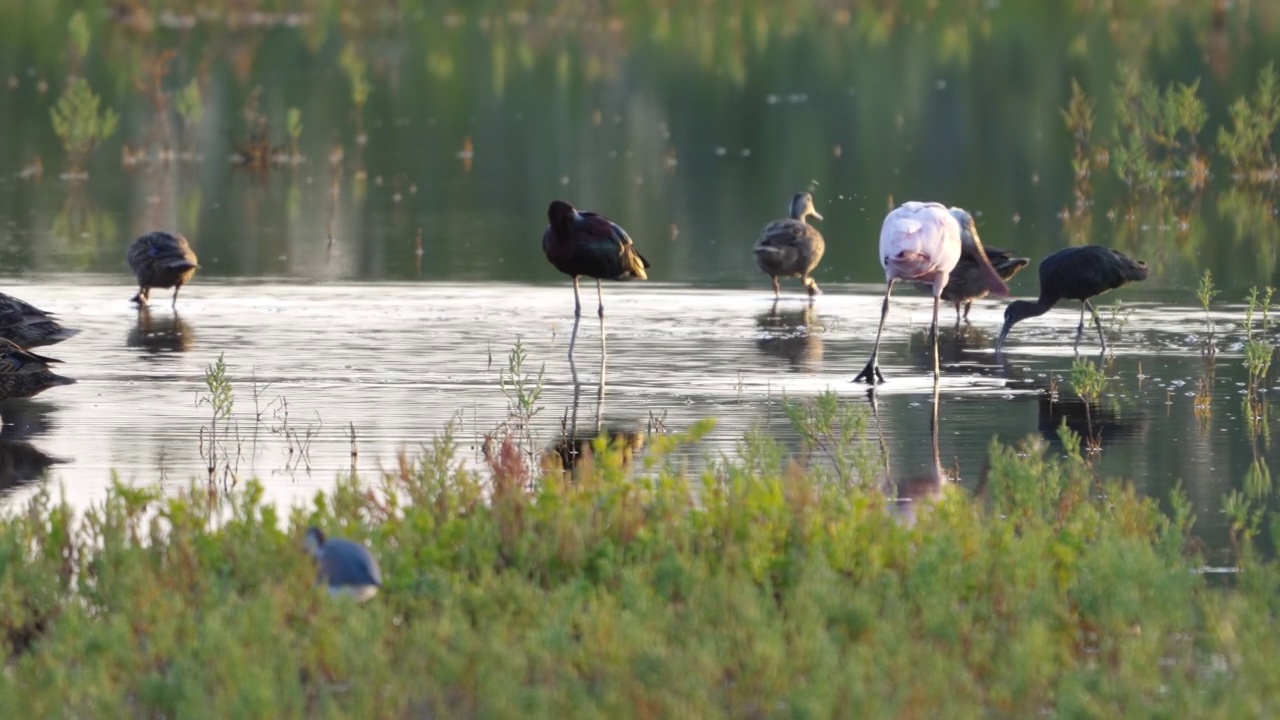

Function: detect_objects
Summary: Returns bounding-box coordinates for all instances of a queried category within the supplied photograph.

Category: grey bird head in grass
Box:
[303,527,383,602]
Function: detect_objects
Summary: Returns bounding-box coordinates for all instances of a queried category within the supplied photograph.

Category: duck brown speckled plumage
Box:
[127,231,199,308]
[0,339,74,400]
[0,293,80,349]
[754,192,826,298]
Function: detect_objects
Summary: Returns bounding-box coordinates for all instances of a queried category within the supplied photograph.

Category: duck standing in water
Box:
[855,202,1009,385]
[0,339,75,400]
[754,192,826,299]
[542,200,650,319]
[996,245,1149,353]
[127,231,199,309]
[915,246,1030,325]
[0,293,80,349]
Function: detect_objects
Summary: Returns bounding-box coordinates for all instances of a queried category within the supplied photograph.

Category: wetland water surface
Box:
[1,3,1279,562]
[0,279,1270,562]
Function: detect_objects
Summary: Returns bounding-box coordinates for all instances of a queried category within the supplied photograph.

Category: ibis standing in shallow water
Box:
[303,527,383,602]
[854,202,1009,385]
[754,192,826,299]
[996,245,1149,353]
[127,231,199,309]
[542,200,650,319]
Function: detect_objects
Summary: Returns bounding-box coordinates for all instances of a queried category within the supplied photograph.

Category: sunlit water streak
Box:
[0,278,1271,561]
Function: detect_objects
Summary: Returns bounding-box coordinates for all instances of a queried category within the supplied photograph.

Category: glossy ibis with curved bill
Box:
[542,200,650,319]
[916,246,1029,325]
[754,192,826,298]
[854,202,1009,385]
[996,245,1148,354]
[127,231,200,309]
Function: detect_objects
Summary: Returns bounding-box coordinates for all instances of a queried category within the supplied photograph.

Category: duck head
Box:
[790,192,823,222]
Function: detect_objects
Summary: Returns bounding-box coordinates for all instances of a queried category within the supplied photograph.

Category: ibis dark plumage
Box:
[303,527,383,602]
[996,245,1149,353]
[542,200,650,319]
[127,231,199,309]
[754,192,826,298]
[854,202,1009,385]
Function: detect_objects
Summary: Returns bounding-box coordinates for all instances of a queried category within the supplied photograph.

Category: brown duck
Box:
[542,200,649,318]
[754,192,826,298]
[127,231,199,308]
[0,293,80,349]
[0,339,74,400]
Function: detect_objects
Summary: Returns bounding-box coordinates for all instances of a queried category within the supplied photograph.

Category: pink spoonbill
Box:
[854,202,1009,385]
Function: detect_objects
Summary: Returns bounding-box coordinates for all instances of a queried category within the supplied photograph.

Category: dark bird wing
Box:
[0,340,61,375]
[754,219,823,276]
[1041,246,1149,303]
[572,212,650,280]
[128,232,200,275]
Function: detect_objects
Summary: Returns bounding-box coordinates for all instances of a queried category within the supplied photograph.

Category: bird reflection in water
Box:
[0,400,65,495]
[127,307,195,353]
[1037,392,1148,453]
[543,316,645,474]
[873,388,950,527]
[755,299,823,372]
[908,325,1012,380]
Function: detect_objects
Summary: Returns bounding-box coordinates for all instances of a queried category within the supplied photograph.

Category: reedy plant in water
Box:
[10,417,1280,718]
[1110,64,1208,197]
[781,390,883,488]
[1196,268,1219,358]
[1217,62,1280,184]
[1068,358,1107,453]
[49,77,119,180]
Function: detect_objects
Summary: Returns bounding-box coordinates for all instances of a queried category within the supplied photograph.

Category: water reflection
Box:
[127,308,195,353]
[544,317,645,473]
[755,300,823,372]
[1037,395,1149,452]
[0,441,63,496]
[0,400,57,442]
[909,327,1011,379]
[885,389,947,527]
[0,400,62,495]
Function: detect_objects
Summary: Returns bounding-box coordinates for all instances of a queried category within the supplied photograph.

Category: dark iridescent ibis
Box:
[916,247,1030,324]
[996,245,1149,353]
[0,293,80,349]
[126,231,199,308]
[854,203,1009,385]
[542,200,650,319]
[754,192,826,298]
[303,527,383,602]
[0,339,75,400]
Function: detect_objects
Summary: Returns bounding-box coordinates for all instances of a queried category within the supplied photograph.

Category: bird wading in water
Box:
[996,245,1149,354]
[754,192,826,299]
[855,202,1009,385]
[127,231,200,309]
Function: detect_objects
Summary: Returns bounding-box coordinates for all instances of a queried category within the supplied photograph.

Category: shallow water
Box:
[0,278,1270,562]
[1,5,1279,563]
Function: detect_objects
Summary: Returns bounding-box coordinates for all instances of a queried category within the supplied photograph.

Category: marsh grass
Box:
[1068,358,1107,453]
[49,77,119,179]
[1,416,1279,718]
[1197,268,1220,358]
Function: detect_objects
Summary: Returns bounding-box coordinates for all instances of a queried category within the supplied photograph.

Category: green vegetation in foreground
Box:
[2,411,1280,718]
